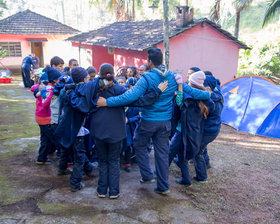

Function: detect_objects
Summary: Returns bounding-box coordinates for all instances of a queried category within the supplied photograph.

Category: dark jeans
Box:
[49,124,61,156]
[169,130,181,166]
[70,137,93,190]
[58,145,74,171]
[177,133,209,183]
[21,66,33,88]
[133,119,171,191]
[124,146,132,165]
[201,135,217,166]
[95,138,122,196]
[37,125,51,162]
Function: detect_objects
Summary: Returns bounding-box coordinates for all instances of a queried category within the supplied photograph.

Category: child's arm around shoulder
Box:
[128,81,168,107]
[183,83,210,100]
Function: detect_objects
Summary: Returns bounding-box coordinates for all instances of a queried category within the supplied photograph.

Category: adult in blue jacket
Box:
[21,54,34,88]
[97,48,210,194]
[202,75,224,168]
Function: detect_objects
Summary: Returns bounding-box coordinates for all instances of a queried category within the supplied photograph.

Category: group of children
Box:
[29,50,223,198]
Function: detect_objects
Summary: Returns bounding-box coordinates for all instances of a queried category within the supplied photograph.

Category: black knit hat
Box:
[71,67,88,84]
[99,63,114,81]
[46,67,61,81]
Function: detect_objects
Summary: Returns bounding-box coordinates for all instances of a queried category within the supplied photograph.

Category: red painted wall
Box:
[114,48,148,71]
[157,24,239,84]
[91,45,114,72]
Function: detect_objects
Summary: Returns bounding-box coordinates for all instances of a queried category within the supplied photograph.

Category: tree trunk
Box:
[163,0,169,69]
[234,11,240,39]
[61,0,65,24]
[132,0,135,20]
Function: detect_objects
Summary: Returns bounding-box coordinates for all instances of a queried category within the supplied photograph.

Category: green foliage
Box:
[223,2,277,32]
[0,0,7,17]
[0,47,8,58]
[238,43,280,84]
[263,0,280,26]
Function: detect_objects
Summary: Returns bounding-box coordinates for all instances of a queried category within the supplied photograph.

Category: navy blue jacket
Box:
[55,81,99,148]
[91,84,127,143]
[203,75,224,136]
[22,56,34,70]
[204,90,224,136]
[180,93,214,160]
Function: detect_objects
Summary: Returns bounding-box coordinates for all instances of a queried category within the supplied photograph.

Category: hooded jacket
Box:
[203,75,224,136]
[107,65,210,122]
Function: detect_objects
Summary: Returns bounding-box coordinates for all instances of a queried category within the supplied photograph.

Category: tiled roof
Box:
[67,18,249,50]
[0,9,79,35]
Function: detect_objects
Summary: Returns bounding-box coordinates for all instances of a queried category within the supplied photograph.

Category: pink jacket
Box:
[31,84,54,123]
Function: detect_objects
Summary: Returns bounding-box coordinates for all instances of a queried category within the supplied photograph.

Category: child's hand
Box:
[158,81,168,92]
[38,84,45,90]
[96,97,107,107]
[174,73,183,84]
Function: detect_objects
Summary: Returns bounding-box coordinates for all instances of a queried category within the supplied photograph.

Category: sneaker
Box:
[71,182,85,192]
[109,193,120,199]
[140,178,155,184]
[57,169,72,176]
[124,165,131,172]
[96,191,106,198]
[36,159,52,165]
[175,178,191,186]
[154,188,170,195]
[193,176,207,183]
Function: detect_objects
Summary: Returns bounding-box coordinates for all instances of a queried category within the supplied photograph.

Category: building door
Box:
[31,42,44,67]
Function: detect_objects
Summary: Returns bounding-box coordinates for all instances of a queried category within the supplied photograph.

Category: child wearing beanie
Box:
[30,67,61,164]
[57,67,93,192]
[170,71,214,186]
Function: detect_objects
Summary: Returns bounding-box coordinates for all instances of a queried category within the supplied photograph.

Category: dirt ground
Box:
[0,79,279,224]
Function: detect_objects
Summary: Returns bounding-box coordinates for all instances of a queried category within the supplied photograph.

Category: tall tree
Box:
[263,0,280,26]
[233,0,253,38]
[163,0,169,68]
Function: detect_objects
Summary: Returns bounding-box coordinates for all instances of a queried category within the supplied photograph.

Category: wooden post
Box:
[163,0,169,69]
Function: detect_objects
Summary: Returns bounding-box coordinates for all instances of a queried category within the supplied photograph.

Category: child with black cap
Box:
[56,67,93,192]
[31,67,61,164]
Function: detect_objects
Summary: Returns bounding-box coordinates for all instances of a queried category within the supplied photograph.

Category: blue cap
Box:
[125,77,137,88]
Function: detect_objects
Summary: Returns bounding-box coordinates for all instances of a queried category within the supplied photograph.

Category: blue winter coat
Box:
[107,65,210,122]
[203,75,224,136]
[55,81,99,148]
[180,93,214,160]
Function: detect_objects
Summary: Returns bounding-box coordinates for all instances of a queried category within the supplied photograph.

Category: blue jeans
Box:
[133,119,171,191]
[70,137,93,190]
[95,139,122,196]
[169,130,181,166]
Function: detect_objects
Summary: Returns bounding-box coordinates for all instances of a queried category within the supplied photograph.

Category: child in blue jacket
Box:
[55,67,94,192]
[201,75,224,169]
[123,77,141,172]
